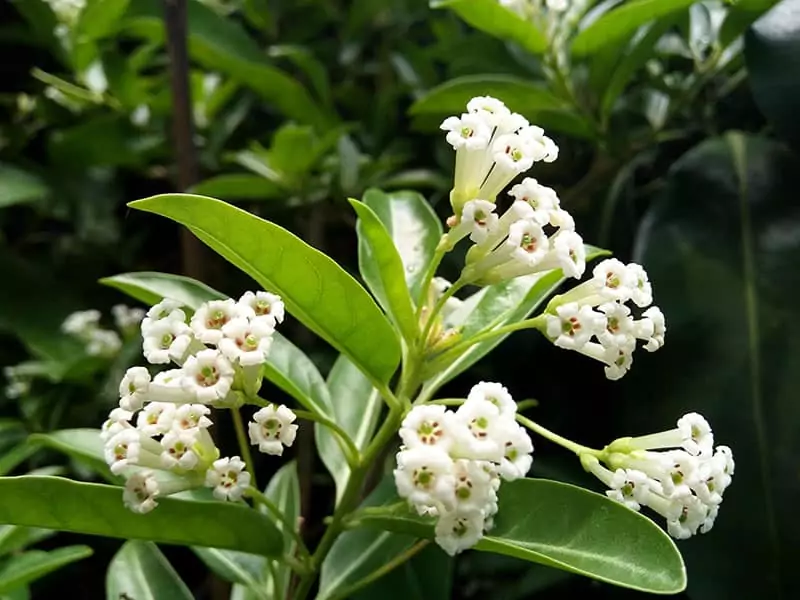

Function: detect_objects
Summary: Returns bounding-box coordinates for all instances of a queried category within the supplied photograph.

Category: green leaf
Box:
[0,164,49,208]
[315,355,382,504]
[100,271,225,308]
[123,0,330,129]
[189,174,285,202]
[745,0,800,149]
[106,541,193,600]
[631,132,800,599]
[129,194,401,385]
[0,526,54,557]
[0,445,38,478]
[318,482,419,600]
[0,546,92,594]
[28,429,111,480]
[422,247,608,393]
[351,199,418,343]
[572,0,696,57]
[362,189,443,302]
[410,75,593,139]
[361,479,685,594]
[193,462,299,600]
[0,476,282,556]
[351,544,452,600]
[73,0,130,42]
[431,0,547,54]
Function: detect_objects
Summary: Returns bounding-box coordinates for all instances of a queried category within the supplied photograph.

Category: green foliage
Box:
[106,541,193,600]
[0,477,282,556]
[0,546,93,595]
[633,132,800,599]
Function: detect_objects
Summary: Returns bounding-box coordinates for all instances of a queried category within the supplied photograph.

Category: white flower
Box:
[218,317,274,366]
[105,429,162,475]
[248,404,298,455]
[141,299,186,336]
[85,329,122,357]
[190,299,238,345]
[518,125,559,163]
[119,366,151,411]
[173,404,213,432]
[181,349,234,403]
[449,200,499,245]
[142,318,193,365]
[452,459,497,513]
[394,447,457,513]
[641,306,666,351]
[123,470,160,514]
[506,220,548,267]
[112,305,145,332]
[546,0,569,12]
[606,469,652,511]
[101,408,133,442]
[62,310,101,336]
[597,303,635,349]
[508,178,558,226]
[592,259,637,302]
[600,340,636,381]
[677,412,714,457]
[205,456,251,501]
[399,405,456,452]
[466,96,511,129]
[160,430,201,471]
[666,495,707,539]
[238,291,285,326]
[466,381,516,418]
[136,402,176,437]
[700,504,719,534]
[545,303,605,350]
[434,508,485,556]
[440,113,492,150]
[498,423,534,481]
[627,264,653,308]
[452,400,507,462]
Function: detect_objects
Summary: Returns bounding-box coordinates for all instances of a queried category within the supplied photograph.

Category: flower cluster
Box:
[583,413,734,539]
[543,258,665,380]
[393,382,533,555]
[100,292,292,513]
[62,305,144,357]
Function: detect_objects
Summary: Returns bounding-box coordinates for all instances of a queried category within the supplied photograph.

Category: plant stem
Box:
[230,407,258,490]
[247,487,311,561]
[419,278,465,348]
[293,409,360,468]
[328,540,430,600]
[414,243,448,322]
[516,414,602,457]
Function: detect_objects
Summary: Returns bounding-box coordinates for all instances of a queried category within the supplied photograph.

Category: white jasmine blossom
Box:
[119,366,151,411]
[606,468,652,511]
[62,310,101,336]
[136,402,176,437]
[101,408,133,442]
[466,381,516,418]
[399,405,456,452]
[627,264,653,308]
[141,299,186,336]
[592,259,637,302]
[452,400,506,462]
[85,329,123,356]
[447,200,499,246]
[434,508,486,556]
[205,456,251,501]
[123,470,160,514]
[218,317,274,366]
[142,318,193,365]
[173,404,213,432]
[238,291,285,326]
[545,303,605,350]
[191,299,239,345]
[248,404,298,455]
[160,430,201,471]
[112,304,145,332]
[642,306,666,351]
[105,429,163,475]
[677,413,714,457]
[498,423,534,481]
[597,303,635,349]
[451,459,497,513]
[394,448,457,513]
[181,349,234,403]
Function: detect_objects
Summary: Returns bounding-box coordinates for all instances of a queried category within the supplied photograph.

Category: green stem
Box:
[415,243,448,323]
[516,414,602,457]
[231,407,258,490]
[247,487,311,561]
[419,278,465,348]
[328,540,430,600]
[293,409,360,469]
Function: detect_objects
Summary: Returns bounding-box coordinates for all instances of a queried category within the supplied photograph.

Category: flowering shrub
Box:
[0,96,733,598]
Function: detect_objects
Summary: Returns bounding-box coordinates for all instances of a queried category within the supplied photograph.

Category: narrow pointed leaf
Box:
[351,199,418,343]
[129,194,400,385]
[100,272,226,307]
[362,189,442,302]
[0,477,281,556]
[106,541,193,600]
[0,546,92,594]
[28,429,112,480]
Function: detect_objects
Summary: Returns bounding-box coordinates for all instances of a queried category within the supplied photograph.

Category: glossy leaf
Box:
[189,174,284,202]
[410,75,592,139]
[73,0,130,42]
[431,0,547,54]
[0,164,48,208]
[28,429,111,480]
[631,132,800,599]
[123,0,330,128]
[107,541,193,600]
[351,544,452,600]
[422,247,608,394]
[572,0,696,57]
[0,477,281,556]
[0,445,38,478]
[360,479,685,594]
[261,461,301,599]
[351,199,418,343]
[316,355,382,504]
[0,526,54,557]
[100,271,225,308]
[745,0,800,149]
[0,546,92,594]
[362,189,442,302]
[128,195,401,384]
